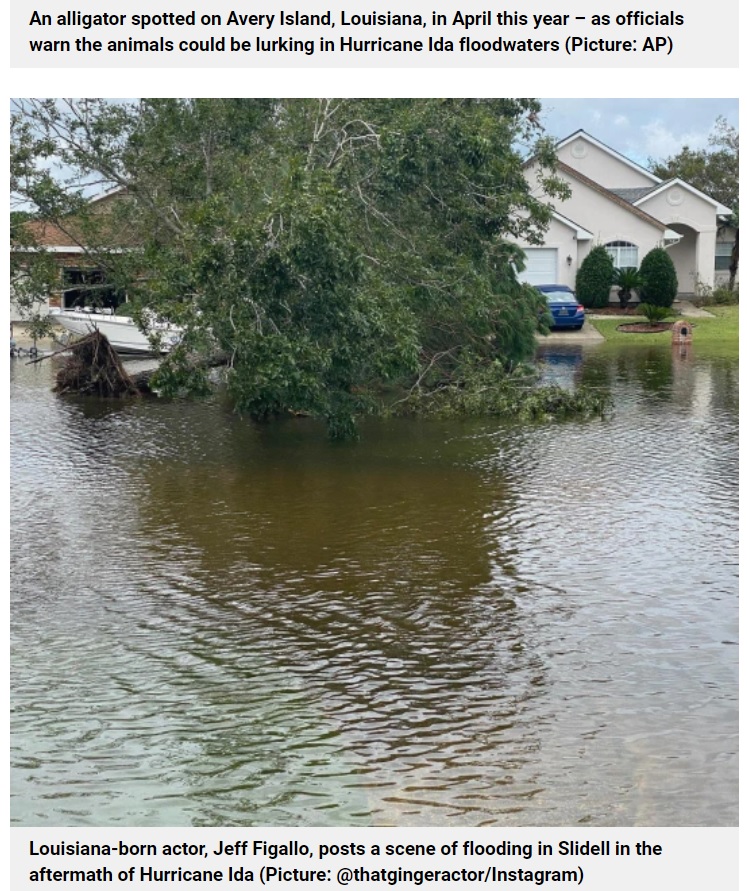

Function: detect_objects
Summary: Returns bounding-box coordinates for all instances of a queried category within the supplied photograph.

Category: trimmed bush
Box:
[575,245,615,308]
[638,247,678,307]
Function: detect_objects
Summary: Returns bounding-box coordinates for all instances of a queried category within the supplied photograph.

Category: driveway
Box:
[536,323,604,344]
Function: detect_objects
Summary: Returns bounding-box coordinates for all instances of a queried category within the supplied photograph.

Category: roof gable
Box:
[633,178,733,215]
[555,130,661,185]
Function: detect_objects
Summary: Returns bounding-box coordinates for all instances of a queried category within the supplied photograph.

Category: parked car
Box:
[536,285,585,330]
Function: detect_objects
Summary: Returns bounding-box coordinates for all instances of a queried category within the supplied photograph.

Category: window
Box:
[605,241,638,269]
[62,267,106,288]
[715,242,732,271]
[61,267,124,310]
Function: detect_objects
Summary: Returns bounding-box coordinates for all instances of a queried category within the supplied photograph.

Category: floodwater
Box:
[10,344,738,826]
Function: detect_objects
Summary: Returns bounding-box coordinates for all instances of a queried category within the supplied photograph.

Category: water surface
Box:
[10,345,738,826]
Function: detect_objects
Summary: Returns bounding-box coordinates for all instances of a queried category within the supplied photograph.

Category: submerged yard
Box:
[590,304,738,353]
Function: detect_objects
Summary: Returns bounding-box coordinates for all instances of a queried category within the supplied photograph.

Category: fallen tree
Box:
[12,98,570,438]
[52,330,142,397]
[32,330,229,398]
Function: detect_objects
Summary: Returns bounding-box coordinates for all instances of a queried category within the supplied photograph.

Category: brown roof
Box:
[14,194,140,251]
[21,220,84,248]
[555,161,666,231]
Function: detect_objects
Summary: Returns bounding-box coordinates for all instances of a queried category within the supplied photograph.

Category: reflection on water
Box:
[10,347,737,826]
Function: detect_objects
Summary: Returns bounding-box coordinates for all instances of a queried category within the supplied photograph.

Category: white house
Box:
[517,130,733,296]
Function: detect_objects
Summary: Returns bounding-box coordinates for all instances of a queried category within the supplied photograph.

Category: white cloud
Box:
[639,120,711,160]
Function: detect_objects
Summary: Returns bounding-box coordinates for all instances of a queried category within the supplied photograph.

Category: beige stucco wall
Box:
[638,186,720,292]
[638,185,718,232]
[524,162,663,254]
[663,225,717,293]
[544,170,665,259]
[556,135,657,188]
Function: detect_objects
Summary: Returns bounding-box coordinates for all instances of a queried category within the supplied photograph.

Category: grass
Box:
[590,305,738,355]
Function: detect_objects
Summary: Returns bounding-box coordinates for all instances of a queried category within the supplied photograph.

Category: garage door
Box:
[521,248,558,285]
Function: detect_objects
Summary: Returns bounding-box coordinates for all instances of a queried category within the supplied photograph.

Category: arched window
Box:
[605,241,638,269]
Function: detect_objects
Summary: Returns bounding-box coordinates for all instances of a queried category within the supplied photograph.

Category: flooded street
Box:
[10,345,738,826]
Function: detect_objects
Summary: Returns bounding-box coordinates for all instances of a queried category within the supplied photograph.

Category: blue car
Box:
[536,284,585,330]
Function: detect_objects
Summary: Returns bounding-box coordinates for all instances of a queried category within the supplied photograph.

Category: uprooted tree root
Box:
[53,331,142,398]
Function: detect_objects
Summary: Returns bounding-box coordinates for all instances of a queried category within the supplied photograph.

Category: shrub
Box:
[575,245,615,308]
[694,280,739,306]
[710,286,738,305]
[638,303,673,324]
[638,247,678,307]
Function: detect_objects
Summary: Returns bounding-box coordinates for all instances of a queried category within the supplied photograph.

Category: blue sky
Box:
[538,99,738,167]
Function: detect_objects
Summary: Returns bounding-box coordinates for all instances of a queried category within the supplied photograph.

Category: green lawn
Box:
[590,305,738,355]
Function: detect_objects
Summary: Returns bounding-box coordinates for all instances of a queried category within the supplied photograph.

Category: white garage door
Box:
[521,248,558,285]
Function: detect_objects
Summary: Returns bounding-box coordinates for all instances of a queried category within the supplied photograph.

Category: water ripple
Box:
[10,353,737,826]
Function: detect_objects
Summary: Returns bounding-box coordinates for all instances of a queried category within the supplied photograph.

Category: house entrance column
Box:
[695,227,717,292]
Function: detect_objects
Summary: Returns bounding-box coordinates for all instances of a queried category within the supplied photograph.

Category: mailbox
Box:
[671,320,693,345]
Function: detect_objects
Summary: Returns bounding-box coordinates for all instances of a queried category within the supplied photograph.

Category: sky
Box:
[537,98,738,167]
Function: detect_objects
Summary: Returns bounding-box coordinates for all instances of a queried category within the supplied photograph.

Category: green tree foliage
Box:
[650,117,739,290]
[575,245,615,308]
[638,247,678,307]
[11,98,570,436]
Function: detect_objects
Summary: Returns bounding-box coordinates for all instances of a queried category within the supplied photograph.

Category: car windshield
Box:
[545,290,576,303]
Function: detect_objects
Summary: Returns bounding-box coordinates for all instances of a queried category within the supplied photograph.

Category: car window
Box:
[545,291,575,303]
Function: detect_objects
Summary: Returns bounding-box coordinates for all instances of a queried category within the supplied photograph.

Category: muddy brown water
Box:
[10,345,737,826]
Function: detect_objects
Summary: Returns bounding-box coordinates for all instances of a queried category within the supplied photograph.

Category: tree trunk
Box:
[728,227,739,291]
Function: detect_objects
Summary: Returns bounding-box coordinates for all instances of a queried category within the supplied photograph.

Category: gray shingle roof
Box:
[608,186,661,203]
